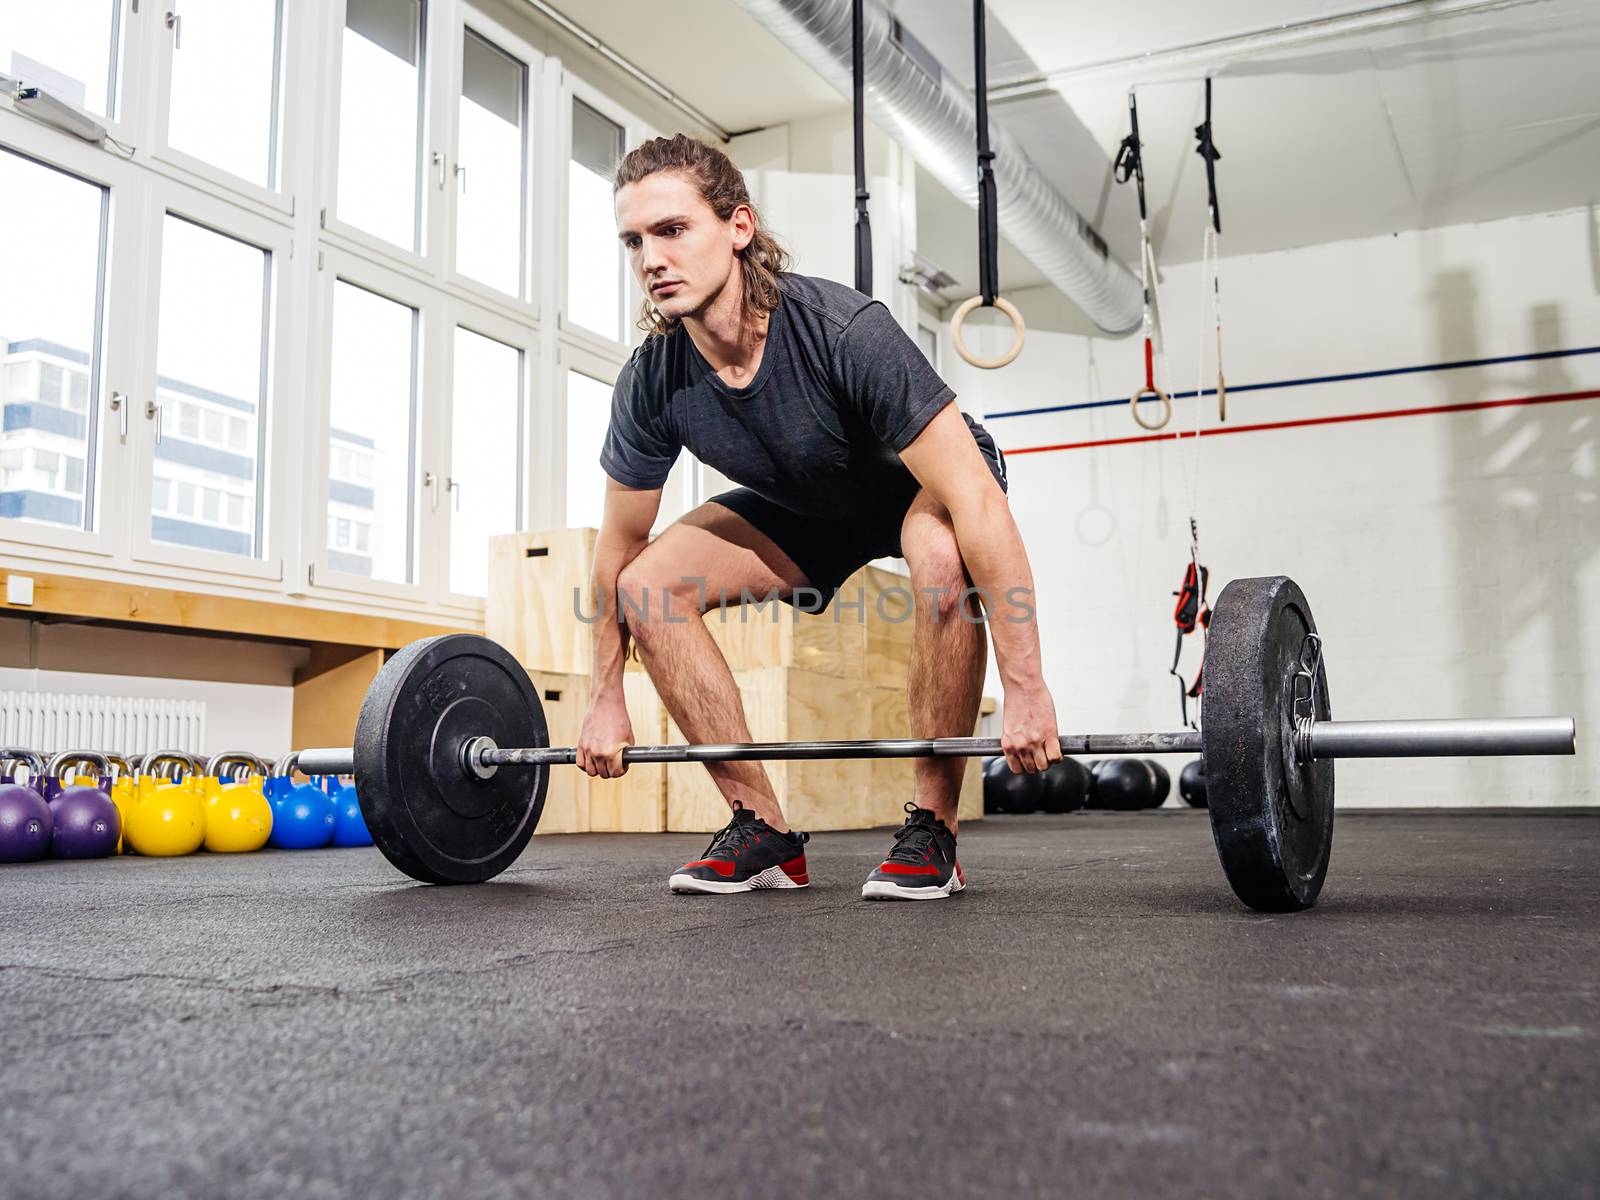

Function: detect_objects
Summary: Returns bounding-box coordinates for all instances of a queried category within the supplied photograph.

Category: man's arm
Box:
[897,401,1061,773]
[576,478,663,778]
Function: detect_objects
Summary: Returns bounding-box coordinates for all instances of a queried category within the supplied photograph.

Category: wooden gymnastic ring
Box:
[950,295,1026,370]
[1130,385,1172,431]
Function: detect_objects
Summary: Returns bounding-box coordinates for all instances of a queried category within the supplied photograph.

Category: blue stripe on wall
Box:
[985,345,1600,421]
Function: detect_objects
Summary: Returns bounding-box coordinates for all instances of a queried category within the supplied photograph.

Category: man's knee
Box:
[616,555,703,638]
[907,529,973,624]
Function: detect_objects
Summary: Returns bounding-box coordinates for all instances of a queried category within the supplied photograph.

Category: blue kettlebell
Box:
[266,753,337,850]
[330,779,371,847]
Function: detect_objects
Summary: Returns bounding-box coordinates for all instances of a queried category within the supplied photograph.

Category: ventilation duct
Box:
[738,0,1142,335]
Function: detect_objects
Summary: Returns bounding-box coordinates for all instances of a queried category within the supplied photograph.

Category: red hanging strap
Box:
[1169,558,1211,726]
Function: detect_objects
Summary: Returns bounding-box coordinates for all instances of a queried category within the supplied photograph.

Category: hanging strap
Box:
[1113,92,1146,221]
[851,0,872,296]
[950,0,1025,369]
[1168,520,1212,728]
[972,0,999,307]
[1118,91,1170,431]
[1193,76,1226,420]
[1194,76,1222,235]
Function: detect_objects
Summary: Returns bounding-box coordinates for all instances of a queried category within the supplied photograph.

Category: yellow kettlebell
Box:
[125,750,206,857]
[104,753,135,854]
[201,751,273,853]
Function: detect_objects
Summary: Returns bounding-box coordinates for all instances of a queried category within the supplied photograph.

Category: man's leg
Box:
[900,489,987,835]
[618,501,808,833]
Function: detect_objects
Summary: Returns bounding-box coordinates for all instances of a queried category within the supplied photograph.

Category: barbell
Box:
[299,576,1576,911]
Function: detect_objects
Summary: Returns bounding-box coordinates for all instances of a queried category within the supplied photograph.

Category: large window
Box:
[564,368,612,530]
[567,98,626,341]
[0,2,124,120]
[165,0,285,189]
[455,28,527,298]
[327,281,418,583]
[151,215,270,558]
[449,327,521,595]
[1,0,672,613]
[0,149,107,533]
[337,0,427,252]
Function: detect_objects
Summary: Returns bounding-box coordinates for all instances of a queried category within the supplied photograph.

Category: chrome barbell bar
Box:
[296,715,1575,779]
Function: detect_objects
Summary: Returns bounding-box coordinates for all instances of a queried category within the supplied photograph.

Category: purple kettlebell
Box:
[45,751,120,859]
[0,750,52,863]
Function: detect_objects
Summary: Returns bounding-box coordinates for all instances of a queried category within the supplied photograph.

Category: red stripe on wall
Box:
[1000,388,1600,457]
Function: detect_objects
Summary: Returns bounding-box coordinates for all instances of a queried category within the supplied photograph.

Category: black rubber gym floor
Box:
[2,809,1596,1200]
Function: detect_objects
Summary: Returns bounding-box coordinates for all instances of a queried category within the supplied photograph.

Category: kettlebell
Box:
[126,750,207,857]
[103,753,135,853]
[44,750,120,859]
[0,750,52,863]
[328,776,371,847]
[1179,758,1208,808]
[201,751,274,853]
[267,752,337,850]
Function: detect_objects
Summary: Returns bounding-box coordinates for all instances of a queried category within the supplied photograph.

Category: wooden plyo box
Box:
[488,529,599,677]
[665,668,990,833]
[487,531,916,683]
[858,566,916,688]
[525,670,667,834]
[489,528,990,834]
[666,667,871,833]
[867,687,987,826]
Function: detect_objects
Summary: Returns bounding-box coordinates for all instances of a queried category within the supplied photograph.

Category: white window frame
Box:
[305,245,437,606]
[0,115,141,565]
[314,0,441,279]
[440,6,544,320]
[142,0,298,221]
[1,1,148,146]
[555,70,652,361]
[2,0,718,622]
[555,341,692,538]
[434,297,538,613]
[126,173,292,584]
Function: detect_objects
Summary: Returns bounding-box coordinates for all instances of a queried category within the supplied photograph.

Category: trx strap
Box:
[949,0,1026,370]
[1193,78,1222,235]
[1116,91,1171,431]
[1169,518,1212,729]
[851,0,872,296]
[972,0,998,307]
[1194,77,1226,422]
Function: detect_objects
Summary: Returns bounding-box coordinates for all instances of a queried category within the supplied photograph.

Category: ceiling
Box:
[534,0,1600,299]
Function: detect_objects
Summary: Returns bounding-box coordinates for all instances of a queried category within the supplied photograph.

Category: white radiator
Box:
[0,691,208,758]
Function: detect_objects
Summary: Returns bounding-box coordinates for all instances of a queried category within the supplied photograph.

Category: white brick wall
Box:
[945,206,1599,807]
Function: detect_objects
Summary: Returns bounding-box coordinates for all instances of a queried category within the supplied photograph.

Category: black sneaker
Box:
[861,804,966,901]
[669,802,811,894]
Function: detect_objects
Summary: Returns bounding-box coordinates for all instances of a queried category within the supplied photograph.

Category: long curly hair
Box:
[614,134,790,339]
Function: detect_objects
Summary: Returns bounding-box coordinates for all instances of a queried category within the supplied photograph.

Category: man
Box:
[575,134,1060,900]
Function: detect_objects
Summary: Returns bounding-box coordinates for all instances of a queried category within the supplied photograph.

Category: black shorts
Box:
[708,487,908,614]
[708,449,1008,616]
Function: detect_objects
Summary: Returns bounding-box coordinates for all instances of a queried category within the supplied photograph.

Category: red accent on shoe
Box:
[877,862,940,876]
[683,859,736,877]
[955,861,966,885]
[780,855,809,884]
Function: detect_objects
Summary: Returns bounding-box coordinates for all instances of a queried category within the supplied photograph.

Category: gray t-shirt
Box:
[599,273,1004,519]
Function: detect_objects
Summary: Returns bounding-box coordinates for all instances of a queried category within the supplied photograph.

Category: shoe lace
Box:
[701,802,762,860]
[885,803,944,865]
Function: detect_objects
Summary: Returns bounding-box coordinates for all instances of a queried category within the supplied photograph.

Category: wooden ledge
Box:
[1,569,472,650]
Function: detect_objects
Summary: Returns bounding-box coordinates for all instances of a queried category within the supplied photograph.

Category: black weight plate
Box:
[1202,576,1334,912]
[354,634,548,884]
